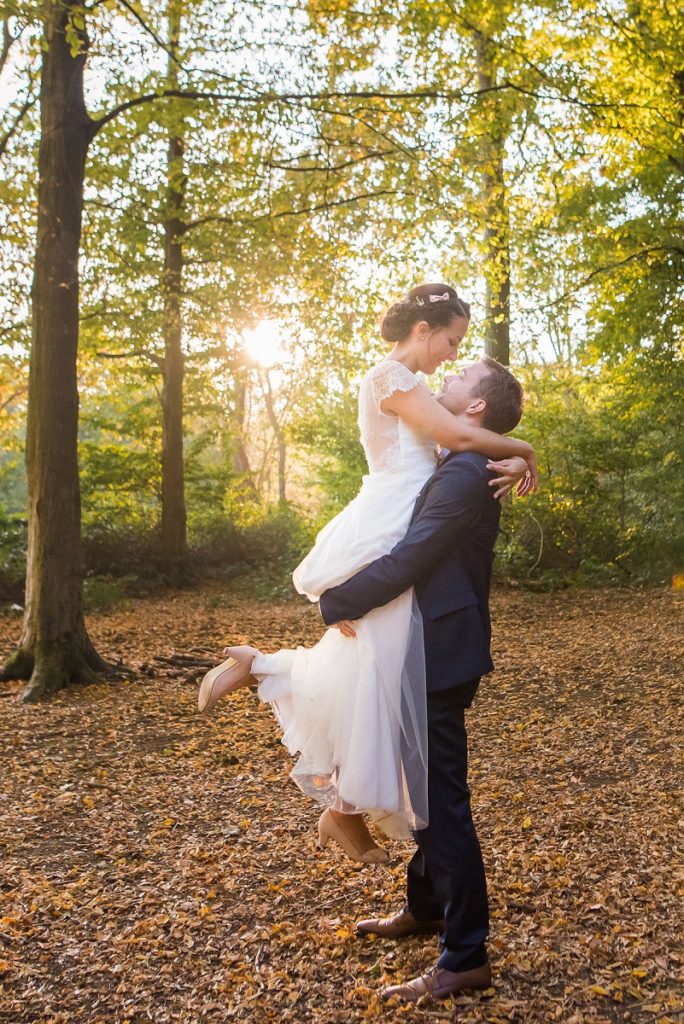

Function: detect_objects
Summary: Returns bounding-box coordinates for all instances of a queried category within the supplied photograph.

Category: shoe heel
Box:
[317,810,331,850]
[317,824,330,850]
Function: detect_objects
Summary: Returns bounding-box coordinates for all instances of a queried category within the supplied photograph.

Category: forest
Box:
[1,0,681,638]
[0,0,682,1020]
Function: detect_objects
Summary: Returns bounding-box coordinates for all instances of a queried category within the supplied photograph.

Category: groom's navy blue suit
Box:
[319,450,501,973]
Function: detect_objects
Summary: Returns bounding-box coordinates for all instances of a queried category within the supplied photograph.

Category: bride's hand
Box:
[486,456,535,501]
[331,620,357,638]
[522,451,538,495]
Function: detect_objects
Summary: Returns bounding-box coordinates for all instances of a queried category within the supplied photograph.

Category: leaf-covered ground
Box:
[1,585,682,1024]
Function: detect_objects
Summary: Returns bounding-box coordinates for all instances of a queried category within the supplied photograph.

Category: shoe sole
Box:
[356,922,444,938]
[197,658,237,712]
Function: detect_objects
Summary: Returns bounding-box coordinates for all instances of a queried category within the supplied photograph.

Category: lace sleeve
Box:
[370,361,419,408]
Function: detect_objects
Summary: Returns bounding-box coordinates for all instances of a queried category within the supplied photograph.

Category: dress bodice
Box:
[358,360,437,477]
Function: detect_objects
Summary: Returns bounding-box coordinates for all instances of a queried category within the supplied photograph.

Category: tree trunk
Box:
[159,1,187,573]
[0,0,107,701]
[262,370,287,504]
[231,433,252,477]
[228,369,259,499]
[476,33,511,366]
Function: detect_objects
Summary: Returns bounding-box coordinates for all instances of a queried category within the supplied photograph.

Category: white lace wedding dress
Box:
[252,359,437,838]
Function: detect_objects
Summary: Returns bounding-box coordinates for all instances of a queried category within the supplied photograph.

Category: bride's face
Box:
[417,315,469,374]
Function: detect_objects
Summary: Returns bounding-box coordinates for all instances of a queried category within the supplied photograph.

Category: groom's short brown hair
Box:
[472,357,524,434]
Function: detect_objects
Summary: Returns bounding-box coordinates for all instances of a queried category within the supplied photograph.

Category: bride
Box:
[198,283,536,863]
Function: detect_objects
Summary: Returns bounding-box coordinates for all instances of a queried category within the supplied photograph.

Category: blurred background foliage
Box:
[1,0,682,607]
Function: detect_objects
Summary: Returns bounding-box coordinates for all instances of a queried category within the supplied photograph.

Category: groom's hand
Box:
[331,620,357,638]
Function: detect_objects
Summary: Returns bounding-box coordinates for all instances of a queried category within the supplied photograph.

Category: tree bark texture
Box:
[159,1,188,571]
[262,371,287,504]
[226,365,258,500]
[1,0,107,701]
[476,33,511,366]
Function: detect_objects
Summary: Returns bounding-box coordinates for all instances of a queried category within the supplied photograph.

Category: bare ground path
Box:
[0,585,682,1023]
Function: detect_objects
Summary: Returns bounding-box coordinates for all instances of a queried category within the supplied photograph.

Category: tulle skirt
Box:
[253,466,432,838]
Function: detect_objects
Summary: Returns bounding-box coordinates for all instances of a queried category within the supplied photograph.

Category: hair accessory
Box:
[413,291,453,307]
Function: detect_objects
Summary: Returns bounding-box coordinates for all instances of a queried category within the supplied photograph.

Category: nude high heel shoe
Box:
[197,645,257,712]
[317,808,389,865]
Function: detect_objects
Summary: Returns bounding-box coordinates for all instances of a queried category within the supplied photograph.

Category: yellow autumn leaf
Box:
[345,985,374,1002]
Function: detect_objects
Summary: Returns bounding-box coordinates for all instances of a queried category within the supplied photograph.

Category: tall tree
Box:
[1,0,269,697]
[159,0,188,573]
[260,369,287,505]
[475,28,511,365]
[1,0,108,699]
[2,0,455,700]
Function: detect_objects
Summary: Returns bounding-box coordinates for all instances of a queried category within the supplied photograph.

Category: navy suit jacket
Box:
[319,451,501,703]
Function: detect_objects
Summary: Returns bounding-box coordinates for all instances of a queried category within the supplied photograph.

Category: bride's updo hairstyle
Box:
[380,283,471,343]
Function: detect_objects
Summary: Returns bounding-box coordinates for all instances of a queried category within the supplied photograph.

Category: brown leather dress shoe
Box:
[355,909,444,939]
[381,961,492,1002]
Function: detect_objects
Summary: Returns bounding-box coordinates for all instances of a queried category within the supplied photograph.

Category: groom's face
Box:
[436,360,490,415]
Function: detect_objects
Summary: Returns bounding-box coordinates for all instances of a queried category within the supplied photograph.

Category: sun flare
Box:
[242,320,283,367]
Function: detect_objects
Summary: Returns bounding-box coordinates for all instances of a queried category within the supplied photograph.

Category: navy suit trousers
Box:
[406,684,489,972]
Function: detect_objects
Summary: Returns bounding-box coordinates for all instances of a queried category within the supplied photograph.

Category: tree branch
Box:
[501,79,677,124]
[115,0,184,70]
[96,349,163,368]
[0,94,36,157]
[180,188,405,235]
[0,318,29,340]
[89,84,512,137]
[443,2,556,87]
[265,148,393,173]
[0,16,20,78]
[667,154,684,176]
[0,387,27,413]
[536,246,684,310]
[88,76,670,140]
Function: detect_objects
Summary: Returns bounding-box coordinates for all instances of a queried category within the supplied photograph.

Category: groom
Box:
[318,355,525,1003]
